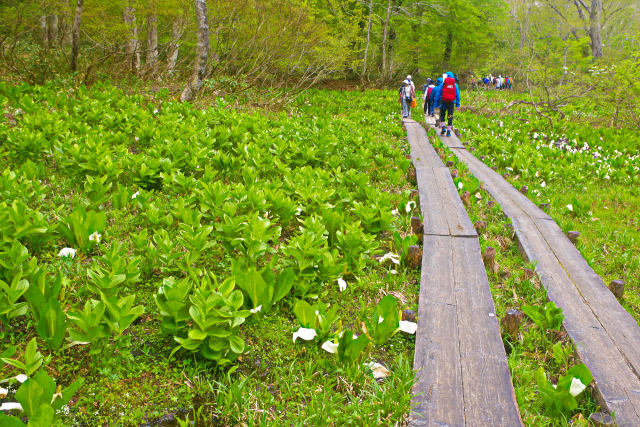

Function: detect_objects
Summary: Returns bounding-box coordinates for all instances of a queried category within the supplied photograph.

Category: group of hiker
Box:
[398,72,460,137]
[481,74,512,90]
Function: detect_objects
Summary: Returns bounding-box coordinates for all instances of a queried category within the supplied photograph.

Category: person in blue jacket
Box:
[433,71,460,137]
[429,77,443,116]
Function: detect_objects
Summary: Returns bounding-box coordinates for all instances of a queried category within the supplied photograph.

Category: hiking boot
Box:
[440,127,446,135]
[446,129,451,137]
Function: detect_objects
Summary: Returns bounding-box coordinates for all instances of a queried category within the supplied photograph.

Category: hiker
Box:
[398,79,415,119]
[433,71,460,137]
[406,75,416,90]
[423,79,436,116]
[429,76,444,117]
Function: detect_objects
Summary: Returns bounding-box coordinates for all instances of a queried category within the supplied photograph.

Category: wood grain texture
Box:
[434,127,640,426]
[405,119,522,426]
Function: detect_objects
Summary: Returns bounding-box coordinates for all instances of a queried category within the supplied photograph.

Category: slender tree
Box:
[180,0,209,102]
[70,0,83,72]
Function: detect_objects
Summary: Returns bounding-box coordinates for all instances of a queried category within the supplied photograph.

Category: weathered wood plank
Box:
[412,234,464,427]
[434,167,477,237]
[452,237,522,425]
[434,128,640,425]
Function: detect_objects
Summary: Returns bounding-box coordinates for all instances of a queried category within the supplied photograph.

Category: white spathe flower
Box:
[14,374,27,383]
[391,209,399,217]
[250,305,262,314]
[0,387,7,398]
[153,109,159,114]
[88,232,102,243]
[540,181,546,188]
[566,204,573,212]
[292,327,317,342]
[337,278,347,292]
[365,362,390,380]
[321,340,339,354]
[569,377,587,397]
[378,316,384,324]
[295,207,303,216]
[131,191,140,199]
[379,252,400,265]
[399,321,418,334]
[390,269,398,275]
[475,192,482,199]
[58,247,76,258]
[457,182,463,190]
[405,201,416,213]
[0,402,23,412]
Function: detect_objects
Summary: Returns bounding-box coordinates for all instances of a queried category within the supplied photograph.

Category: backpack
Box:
[442,77,456,102]
[426,87,434,99]
[404,86,412,101]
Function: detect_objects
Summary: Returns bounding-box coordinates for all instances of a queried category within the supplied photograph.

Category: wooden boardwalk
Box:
[433,126,640,426]
[405,119,522,426]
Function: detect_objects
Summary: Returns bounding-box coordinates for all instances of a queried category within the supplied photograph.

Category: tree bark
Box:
[589,0,603,58]
[70,0,83,72]
[443,30,453,67]
[40,16,49,49]
[124,5,141,73]
[62,1,73,45]
[47,15,59,46]
[167,18,183,74]
[362,0,373,76]
[146,12,158,76]
[180,0,209,102]
[381,0,392,78]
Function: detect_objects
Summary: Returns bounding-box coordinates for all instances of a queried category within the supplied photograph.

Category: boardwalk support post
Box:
[501,309,524,337]
[567,231,580,244]
[608,280,625,299]
[411,217,424,237]
[589,412,614,426]
[407,245,422,269]
[474,221,487,234]
[482,246,499,274]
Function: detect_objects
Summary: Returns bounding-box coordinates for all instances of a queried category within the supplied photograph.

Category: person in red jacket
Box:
[433,71,460,137]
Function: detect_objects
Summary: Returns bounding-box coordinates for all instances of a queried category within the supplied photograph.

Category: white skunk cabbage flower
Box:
[399,321,418,334]
[250,305,262,314]
[0,402,23,412]
[569,378,587,397]
[379,252,400,265]
[58,248,76,258]
[88,232,102,243]
[131,191,140,199]
[292,327,317,342]
[566,204,573,212]
[365,362,390,380]
[337,278,347,292]
[405,201,416,213]
[321,341,339,354]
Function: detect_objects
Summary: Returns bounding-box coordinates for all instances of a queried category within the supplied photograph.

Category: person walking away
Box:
[433,71,460,137]
[422,78,433,115]
[424,79,436,117]
[430,76,444,119]
[398,79,415,119]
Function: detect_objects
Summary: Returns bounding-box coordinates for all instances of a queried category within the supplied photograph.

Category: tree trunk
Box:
[146,12,158,76]
[589,0,603,58]
[180,0,209,102]
[443,30,453,67]
[167,18,183,74]
[70,0,83,72]
[61,1,73,45]
[47,15,59,46]
[123,5,141,73]
[381,0,392,77]
[362,0,373,76]
[40,16,49,49]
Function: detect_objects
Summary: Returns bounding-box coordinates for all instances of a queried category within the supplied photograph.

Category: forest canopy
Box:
[0,0,638,86]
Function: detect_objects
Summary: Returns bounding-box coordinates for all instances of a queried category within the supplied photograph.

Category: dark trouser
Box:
[440,101,454,127]
[424,99,433,115]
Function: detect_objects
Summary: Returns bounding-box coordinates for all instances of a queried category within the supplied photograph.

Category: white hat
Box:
[407,75,412,80]
[403,79,410,85]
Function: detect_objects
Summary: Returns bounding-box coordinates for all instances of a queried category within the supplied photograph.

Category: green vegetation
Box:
[0,83,426,424]
[456,90,640,324]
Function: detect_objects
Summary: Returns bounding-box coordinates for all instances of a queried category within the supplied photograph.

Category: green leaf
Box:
[36,300,66,350]
[15,379,45,418]
[293,299,316,328]
[273,268,294,304]
[228,335,245,354]
[27,404,54,427]
[0,415,25,427]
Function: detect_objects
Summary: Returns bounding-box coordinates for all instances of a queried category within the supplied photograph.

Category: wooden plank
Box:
[415,166,449,236]
[412,234,464,426]
[433,129,640,425]
[533,217,640,376]
[452,237,522,425]
[434,167,477,237]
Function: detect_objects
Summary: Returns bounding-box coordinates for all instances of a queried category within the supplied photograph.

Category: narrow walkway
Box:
[433,126,640,426]
[405,119,521,426]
